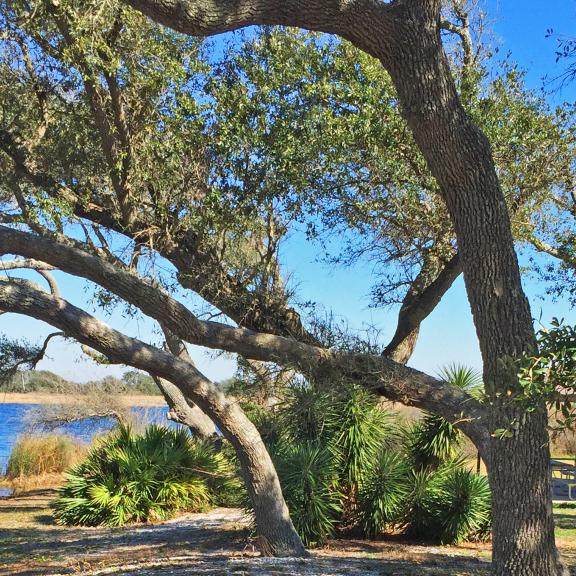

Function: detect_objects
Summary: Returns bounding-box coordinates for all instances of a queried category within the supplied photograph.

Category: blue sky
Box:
[0,1,575,383]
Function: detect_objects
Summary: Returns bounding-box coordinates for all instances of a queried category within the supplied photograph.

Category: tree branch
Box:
[123,0,396,60]
[0,226,490,455]
[528,236,576,269]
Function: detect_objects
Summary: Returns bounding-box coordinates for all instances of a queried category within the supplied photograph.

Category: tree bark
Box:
[380,4,562,574]
[0,279,305,557]
[119,1,565,573]
[155,328,217,440]
[383,253,461,363]
[154,376,216,440]
[0,225,490,457]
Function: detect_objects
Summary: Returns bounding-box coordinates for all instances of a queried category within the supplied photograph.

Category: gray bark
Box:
[383,253,461,364]
[154,376,216,440]
[0,225,490,458]
[0,278,304,557]
[116,1,565,573]
[155,327,217,440]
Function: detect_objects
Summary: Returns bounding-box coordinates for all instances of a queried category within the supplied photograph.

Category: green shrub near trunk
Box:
[246,371,491,547]
[53,425,239,526]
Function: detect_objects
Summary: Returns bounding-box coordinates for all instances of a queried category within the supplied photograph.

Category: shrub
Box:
[405,365,482,471]
[273,441,341,547]
[405,416,463,470]
[53,425,238,526]
[333,386,396,490]
[434,467,491,544]
[403,462,491,544]
[356,451,410,538]
[243,373,491,547]
[278,385,338,444]
[402,466,443,539]
[6,434,85,478]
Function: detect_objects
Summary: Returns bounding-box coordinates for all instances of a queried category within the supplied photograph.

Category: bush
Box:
[434,467,491,544]
[273,441,341,547]
[403,462,491,544]
[6,434,85,478]
[357,451,410,538]
[405,416,463,470]
[242,374,491,547]
[53,425,239,526]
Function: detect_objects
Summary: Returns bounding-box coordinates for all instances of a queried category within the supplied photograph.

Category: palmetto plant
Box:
[250,370,490,546]
[402,465,444,539]
[356,451,410,538]
[53,425,235,526]
[278,384,338,444]
[273,441,342,547]
[407,365,482,470]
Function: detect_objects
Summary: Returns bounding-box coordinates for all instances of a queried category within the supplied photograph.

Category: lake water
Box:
[0,403,171,474]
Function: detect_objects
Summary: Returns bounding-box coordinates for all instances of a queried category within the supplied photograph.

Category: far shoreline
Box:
[0,392,166,407]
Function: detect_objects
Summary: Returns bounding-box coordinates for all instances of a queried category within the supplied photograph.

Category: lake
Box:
[0,403,171,474]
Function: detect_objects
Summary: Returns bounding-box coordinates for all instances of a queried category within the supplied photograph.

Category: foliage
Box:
[1,369,161,396]
[333,386,395,490]
[0,336,43,382]
[53,425,238,526]
[6,434,86,478]
[278,384,339,444]
[509,319,576,432]
[406,365,481,469]
[402,463,491,544]
[435,467,491,544]
[249,376,490,547]
[273,442,341,547]
[405,416,463,471]
[356,451,409,538]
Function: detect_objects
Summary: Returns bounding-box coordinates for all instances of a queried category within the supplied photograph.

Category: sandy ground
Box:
[3,489,576,576]
[0,393,165,406]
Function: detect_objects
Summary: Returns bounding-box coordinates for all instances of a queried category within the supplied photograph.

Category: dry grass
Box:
[4,434,86,492]
[0,393,166,406]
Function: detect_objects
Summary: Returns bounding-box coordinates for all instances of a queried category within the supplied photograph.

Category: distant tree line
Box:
[2,369,161,396]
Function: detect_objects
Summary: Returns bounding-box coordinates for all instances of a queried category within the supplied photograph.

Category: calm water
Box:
[0,403,171,474]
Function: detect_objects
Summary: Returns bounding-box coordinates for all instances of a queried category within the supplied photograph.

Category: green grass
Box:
[554,503,576,539]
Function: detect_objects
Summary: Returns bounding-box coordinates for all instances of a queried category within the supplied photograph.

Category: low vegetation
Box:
[3,368,489,546]
[6,434,86,479]
[53,425,242,526]
[241,367,491,547]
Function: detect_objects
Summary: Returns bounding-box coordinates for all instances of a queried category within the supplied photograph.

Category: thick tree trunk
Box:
[378,3,562,574]
[0,281,305,558]
[490,408,565,576]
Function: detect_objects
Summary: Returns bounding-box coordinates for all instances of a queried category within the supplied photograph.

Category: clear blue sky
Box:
[0,1,575,383]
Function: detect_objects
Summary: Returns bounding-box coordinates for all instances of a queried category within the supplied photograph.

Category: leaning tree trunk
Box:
[0,281,305,558]
[378,4,564,575]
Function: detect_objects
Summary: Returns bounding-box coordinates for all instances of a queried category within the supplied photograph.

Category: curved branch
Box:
[0,226,490,456]
[0,258,60,296]
[0,277,304,556]
[123,0,397,59]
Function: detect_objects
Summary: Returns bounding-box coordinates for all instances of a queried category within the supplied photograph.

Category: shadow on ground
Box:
[4,489,575,576]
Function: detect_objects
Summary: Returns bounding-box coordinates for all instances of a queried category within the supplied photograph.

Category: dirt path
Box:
[0,490,571,576]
